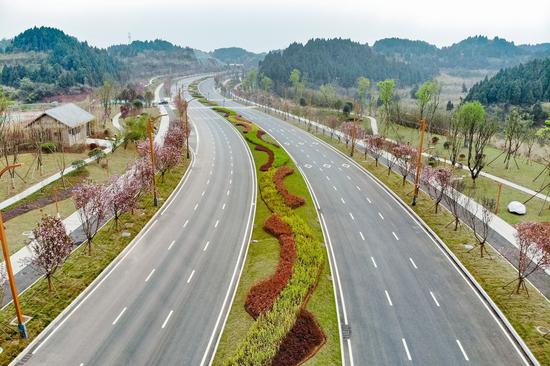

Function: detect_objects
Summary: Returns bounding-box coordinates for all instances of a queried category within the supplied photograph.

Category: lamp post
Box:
[147,115,165,207]
[0,164,28,338]
[412,118,427,206]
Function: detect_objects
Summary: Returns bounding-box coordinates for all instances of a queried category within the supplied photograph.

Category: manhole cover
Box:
[536,326,550,336]
[342,324,352,340]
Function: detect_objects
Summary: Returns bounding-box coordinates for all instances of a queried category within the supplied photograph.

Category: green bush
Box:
[40,141,57,153]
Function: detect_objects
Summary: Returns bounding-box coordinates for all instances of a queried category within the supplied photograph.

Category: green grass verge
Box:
[0,158,190,366]
[281,116,550,365]
[210,108,340,365]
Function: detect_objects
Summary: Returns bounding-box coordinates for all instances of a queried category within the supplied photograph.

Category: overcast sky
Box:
[1,0,549,53]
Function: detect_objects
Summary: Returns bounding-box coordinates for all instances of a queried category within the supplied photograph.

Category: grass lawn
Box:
[0,157,190,366]
[3,144,140,254]
[281,115,550,365]
[212,121,340,364]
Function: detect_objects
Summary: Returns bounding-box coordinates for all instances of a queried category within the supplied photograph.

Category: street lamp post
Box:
[0,164,28,338]
[147,115,165,207]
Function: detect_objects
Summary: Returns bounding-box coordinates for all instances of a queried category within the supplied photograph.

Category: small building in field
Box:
[27,103,95,146]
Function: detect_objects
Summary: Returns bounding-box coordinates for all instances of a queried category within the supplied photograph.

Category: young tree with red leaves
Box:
[29,214,74,291]
[164,126,186,150]
[131,158,154,193]
[340,121,363,157]
[73,182,108,255]
[443,178,466,231]
[393,144,417,186]
[364,134,385,165]
[511,222,550,294]
[109,174,140,230]
[422,166,453,213]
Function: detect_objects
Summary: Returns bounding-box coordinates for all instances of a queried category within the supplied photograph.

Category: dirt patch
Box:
[256,144,275,171]
[245,214,296,318]
[273,166,305,208]
[271,309,326,366]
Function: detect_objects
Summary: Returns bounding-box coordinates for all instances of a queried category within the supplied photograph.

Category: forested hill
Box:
[259,38,433,88]
[108,39,215,77]
[374,36,550,71]
[211,47,265,67]
[465,57,550,105]
[1,26,126,88]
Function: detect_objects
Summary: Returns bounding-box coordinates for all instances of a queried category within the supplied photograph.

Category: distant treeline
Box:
[259,38,433,88]
[466,58,550,105]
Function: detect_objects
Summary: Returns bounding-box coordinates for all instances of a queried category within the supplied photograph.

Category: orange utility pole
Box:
[412,119,427,206]
[0,164,28,338]
[147,115,164,206]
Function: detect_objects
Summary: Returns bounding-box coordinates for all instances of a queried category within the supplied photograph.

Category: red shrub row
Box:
[273,166,305,208]
[271,309,326,366]
[245,214,296,319]
[257,130,280,147]
[255,144,275,171]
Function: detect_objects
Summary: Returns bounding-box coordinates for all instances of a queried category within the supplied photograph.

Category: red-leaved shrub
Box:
[257,130,279,147]
[245,214,296,318]
[255,144,275,171]
[273,166,305,208]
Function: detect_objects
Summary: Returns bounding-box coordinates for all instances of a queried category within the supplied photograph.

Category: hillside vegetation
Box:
[466,57,550,106]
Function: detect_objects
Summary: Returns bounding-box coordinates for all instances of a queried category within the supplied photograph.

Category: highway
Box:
[200,78,531,366]
[16,75,257,366]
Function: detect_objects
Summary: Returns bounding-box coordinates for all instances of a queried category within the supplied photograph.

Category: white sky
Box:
[0,0,549,53]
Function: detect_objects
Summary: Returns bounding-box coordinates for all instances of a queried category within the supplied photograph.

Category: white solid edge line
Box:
[161,310,174,329]
[402,338,412,361]
[456,339,470,361]
[200,94,257,366]
[112,307,127,325]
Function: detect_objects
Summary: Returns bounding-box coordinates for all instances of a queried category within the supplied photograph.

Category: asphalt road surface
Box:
[17,75,256,366]
[200,78,531,366]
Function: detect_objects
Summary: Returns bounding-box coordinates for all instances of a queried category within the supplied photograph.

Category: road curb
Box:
[9,149,196,366]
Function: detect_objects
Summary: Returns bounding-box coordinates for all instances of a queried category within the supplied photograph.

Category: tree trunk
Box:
[454,217,459,230]
[47,275,53,292]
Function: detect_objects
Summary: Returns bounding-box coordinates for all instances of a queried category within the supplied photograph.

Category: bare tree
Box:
[447,112,462,167]
[393,144,417,186]
[465,197,496,257]
[422,166,452,213]
[364,134,385,166]
[444,179,466,230]
[503,108,530,169]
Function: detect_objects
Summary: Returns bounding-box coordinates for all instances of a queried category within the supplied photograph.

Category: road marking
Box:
[215,220,219,228]
[206,179,210,185]
[456,339,470,361]
[201,191,205,197]
[187,270,196,283]
[346,175,351,180]
[222,203,226,210]
[430,291,441,307]
[203,241,210,251]
[384,290,393,306]
[349,212,355,220]
[229,179,232,185]
[371,256,378,268]
[227,189,230,196]
[209,170,212,175]
[161,310,174,329]
[359,232,365,241]
[145,268,156,282]
[194,203,199,211]
[332,185,337,191]
[367,197,372,203]
[168,240,175,250]
[341,197,346,204]
[112,307,127,325]
[409,257,418,269]
[392,232,399,240]
[183,220,189,228]
[326,176,330,181]
[356,185,361,191]
[230,169,233,175]
[378,212,384,220]
[402,338,412,361]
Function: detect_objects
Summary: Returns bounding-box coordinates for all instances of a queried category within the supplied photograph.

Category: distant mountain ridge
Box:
[211,47,265,67]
